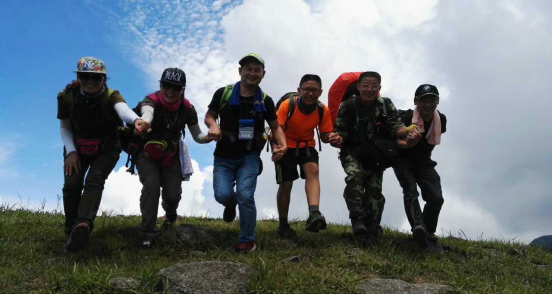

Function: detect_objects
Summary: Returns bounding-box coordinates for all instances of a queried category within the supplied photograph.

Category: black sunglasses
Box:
[161,82,183,92]
[78,73,104,82]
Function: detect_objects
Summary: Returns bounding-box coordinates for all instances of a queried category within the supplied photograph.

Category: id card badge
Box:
[238,119,255,140]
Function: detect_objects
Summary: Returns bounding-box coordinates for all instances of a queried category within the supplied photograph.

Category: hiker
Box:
[57,57,149,252]
[274,74,337,239]
[204,53,287,252]
[135,68,213,247]
[331,71,411,246]
[393,84,446,248]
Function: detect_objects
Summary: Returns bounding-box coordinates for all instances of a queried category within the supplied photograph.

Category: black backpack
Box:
[275,92,324,151]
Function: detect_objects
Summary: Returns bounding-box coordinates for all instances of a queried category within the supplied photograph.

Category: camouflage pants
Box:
[340,153,385,232]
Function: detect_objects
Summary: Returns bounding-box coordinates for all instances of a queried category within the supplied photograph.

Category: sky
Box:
[1,0,551,243]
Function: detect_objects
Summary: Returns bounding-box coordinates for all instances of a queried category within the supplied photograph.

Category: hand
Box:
[271,145,286,162]
[329,133,343,148]
[405,129,421,148]
[134,119,151,134]
[65,80,80,91]
[64,152,81,177]
[208,125,222,142]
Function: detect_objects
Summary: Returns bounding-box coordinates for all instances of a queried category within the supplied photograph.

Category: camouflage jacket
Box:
[334,95,404,152]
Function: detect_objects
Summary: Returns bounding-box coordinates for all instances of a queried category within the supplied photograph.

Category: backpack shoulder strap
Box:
[284,95,297,130]
[219,84,234,111]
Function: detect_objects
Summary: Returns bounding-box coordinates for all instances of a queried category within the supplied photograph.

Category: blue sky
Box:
[2,0,551,242]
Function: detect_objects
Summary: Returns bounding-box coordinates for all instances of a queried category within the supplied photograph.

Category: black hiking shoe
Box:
[413,225,428,248]
[223,197,237,223]
[427,233,439,241]
[278,224,298,239]
[354,233,374,248]
[66,222,90,252]
[305,211,327,233]
[351,219,369,236]
[165,213,177,224]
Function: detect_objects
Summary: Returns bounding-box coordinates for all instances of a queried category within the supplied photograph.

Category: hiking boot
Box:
[234,241,256,253]
[413,225,428,248]
[278,224,298,239]
[427,233,439,241]
[223,198,237,223]
[305,211,327,233]
[66,222,90,252]
[354,233,373,248]
[351,219,369,236]
[161,213,177,230]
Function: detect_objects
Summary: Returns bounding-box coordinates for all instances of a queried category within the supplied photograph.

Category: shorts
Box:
[275,147,319,184]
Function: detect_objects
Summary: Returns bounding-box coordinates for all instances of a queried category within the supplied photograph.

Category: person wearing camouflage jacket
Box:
[331,71,414,246]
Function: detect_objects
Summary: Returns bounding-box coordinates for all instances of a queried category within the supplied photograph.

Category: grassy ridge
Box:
[1,205,551,293]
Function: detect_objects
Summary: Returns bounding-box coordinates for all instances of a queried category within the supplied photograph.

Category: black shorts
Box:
[275,147,319,184]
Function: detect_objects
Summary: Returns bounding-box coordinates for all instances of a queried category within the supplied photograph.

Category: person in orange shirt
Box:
[274,74,339,239]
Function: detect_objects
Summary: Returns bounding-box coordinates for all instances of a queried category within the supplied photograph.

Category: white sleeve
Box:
[140,105,154,123]
[114,102,139,124]
[187,123,208,144]
[60,119,77,154]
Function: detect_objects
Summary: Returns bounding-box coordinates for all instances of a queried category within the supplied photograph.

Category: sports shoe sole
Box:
[66,224,90,252]
[306,216,327,233]
[413,226,428,248]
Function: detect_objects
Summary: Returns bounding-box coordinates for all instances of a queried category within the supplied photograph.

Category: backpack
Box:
[275,92,324,152]
[219,84,267,111]
[328,72,381,124]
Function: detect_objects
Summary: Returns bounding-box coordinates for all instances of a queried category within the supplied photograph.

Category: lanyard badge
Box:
[238,119,255,140]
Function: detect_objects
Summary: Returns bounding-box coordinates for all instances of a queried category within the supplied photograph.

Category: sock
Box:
[309,205,320,215]
[279,217,288,228]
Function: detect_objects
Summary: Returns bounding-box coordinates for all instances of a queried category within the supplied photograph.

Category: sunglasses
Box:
[78,73,104,83]
[161,82,183,92]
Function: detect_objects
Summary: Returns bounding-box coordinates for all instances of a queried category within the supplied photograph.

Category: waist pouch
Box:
[161,142,178,167]
[143,140,177,167]
[358,139,398,171]
[76,138,104,156]
[142,140,168,162]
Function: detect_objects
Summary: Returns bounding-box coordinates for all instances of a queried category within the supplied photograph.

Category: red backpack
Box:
[328,72,381,124]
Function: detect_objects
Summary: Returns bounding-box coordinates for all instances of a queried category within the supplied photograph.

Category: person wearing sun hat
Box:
[393,84,447,249]
[134,67,214,247]
[57,56,150,252]
[204,53,287,253]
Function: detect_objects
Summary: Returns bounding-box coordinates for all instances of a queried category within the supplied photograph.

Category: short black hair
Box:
[299,74,322,88]
[358,71,381,84]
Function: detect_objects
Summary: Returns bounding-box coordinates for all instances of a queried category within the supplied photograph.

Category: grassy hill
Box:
[1,204,551,293]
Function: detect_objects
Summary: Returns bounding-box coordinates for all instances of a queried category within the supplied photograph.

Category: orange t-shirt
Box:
[276,97,334,148]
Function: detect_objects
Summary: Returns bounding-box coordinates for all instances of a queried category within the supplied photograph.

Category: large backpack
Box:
[275,92,324,152]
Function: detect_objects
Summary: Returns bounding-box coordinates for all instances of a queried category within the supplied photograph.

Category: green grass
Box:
[1,203,551,293]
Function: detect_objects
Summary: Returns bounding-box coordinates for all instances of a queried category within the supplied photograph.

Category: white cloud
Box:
[95,0,552,242]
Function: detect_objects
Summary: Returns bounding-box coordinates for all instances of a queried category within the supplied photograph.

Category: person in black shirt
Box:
[394,84,447,248]
[204,53,287,253]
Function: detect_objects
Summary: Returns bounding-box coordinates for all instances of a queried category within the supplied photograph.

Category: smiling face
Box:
[239,61,265,87]
[415,95,439,118]
[160,82,184,104]
[356,76,381,105]
[77,73,105,95]
[297,80,322,107]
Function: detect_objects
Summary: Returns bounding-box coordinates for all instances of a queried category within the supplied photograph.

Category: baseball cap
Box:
[159,68,186,86]
[239,53,265,68]
[74,57,107,74]
[414,84,439,99]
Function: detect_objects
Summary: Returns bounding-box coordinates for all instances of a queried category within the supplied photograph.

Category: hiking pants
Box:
[392,159,444,234]
[62,139,121,235]
[340,153,385,233]
[213,153,260,243]
[136,152,183,238]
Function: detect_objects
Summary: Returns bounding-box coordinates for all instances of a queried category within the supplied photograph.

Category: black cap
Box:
[415,84,439,99]
[160,68,186,86]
